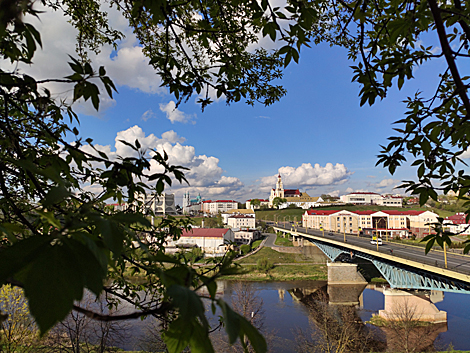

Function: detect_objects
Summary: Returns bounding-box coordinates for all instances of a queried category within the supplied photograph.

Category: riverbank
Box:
[223,247,328,281]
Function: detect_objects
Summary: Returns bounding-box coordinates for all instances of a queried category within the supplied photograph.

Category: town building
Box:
[245,199,270,210]
[137,193,177,215]
[268,174,323,208]
[302,209,439,238]
[227,214,256,229]
[107,203,127,211]
[182,192,205,214]
[232,229,261,244]
[221,209,255,224]
[164,228,235,255]
[340,192,403,207]
[202,200,238,214]
[444,213,470,235]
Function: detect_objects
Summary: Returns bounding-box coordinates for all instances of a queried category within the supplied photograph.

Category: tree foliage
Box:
[319,0,470,251]
[0,285,39,353]
[2,0,470,350]
[272,197,287,209]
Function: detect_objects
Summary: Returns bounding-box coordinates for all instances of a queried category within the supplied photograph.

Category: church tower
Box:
[275,174,284,198]
[269,173,285,206]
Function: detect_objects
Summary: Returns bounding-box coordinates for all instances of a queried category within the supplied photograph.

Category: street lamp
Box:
[444,242,448,269]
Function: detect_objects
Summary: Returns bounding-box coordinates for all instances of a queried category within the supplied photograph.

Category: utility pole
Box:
[444,242,448,269]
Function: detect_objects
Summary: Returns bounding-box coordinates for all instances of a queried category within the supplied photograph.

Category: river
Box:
[118,280,470,352]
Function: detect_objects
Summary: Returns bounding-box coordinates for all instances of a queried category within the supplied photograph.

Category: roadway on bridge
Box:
[272,223,470,275]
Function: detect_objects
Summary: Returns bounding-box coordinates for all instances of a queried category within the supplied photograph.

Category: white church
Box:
[269,174,323,209]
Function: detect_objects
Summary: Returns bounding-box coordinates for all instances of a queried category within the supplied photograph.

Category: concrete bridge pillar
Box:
[378,288,447,323]
[327,263,368,305]
[327,262,367,285]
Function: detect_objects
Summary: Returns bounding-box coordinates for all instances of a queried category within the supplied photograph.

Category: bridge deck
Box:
[273,225,470,285]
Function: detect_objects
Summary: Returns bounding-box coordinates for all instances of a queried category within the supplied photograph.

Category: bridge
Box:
[272,224,470,293]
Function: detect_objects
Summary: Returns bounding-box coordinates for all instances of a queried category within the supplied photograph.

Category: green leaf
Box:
[95,218,124,254]
[189,322,215,353]
[217,299,267,353]
[110,212,151,228]
[419,190,428,206]
[24,242,86,333]
[167,285,208,330]
[425,237,435,254]
[35,210,61,229]
[239,314,267,353]
[0,236,51,284]
[163,318,191,353]
[41,185,70,207]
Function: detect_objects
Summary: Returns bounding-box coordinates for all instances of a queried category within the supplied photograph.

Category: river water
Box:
[119,280,470,352]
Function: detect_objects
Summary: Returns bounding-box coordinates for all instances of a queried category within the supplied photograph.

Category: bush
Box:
[240,244,251,255]
[257,258,274,272]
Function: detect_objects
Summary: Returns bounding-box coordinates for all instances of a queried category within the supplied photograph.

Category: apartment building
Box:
[303,209,439,238]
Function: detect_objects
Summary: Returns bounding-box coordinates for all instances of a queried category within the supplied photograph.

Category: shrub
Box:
[240,244,251,255]
[257,258,274,272]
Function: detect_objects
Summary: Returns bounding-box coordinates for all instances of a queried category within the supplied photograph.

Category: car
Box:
[328,232,334,236]
[370,238,383,245]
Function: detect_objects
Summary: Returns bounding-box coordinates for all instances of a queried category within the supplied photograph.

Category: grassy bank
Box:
[237,247,317,264]
[274,234,293,247]
[226,247,327,281]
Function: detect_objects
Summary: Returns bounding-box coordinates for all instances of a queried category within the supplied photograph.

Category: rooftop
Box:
[181,228,229,238]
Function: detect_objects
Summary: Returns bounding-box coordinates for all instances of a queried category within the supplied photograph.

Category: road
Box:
[269,223,470,275]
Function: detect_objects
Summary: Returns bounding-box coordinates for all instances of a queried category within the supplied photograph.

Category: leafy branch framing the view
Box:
[1,0,470,351]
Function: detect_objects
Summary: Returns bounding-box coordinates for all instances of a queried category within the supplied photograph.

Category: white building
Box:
[141,193,177,215]
[182,192,205,214]
[444,213,470,235]
[340,192,403,207]
[232,229,261,244]
[302,209,439,238]
[221,209,255,224]
[375,195,403,207]
[340,192,383,205]
[203,200,238,214]
[227,214,256,229]
[268,174,322,208]
[164,228,235,255]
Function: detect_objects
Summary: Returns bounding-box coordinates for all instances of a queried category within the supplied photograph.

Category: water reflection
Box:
[112,280,468,351]
[216,281,466,352]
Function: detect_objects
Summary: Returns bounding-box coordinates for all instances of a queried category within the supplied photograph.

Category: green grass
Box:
[274,234,293,247]
[222,263,327,281]
[237,247,316,264]
[255,209,304,223]
[251,238,263,249]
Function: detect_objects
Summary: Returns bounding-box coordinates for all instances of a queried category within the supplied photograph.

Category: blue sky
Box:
[12,4,464,205]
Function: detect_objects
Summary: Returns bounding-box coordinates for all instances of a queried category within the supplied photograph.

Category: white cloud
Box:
[259,163,353,191]
[1,4,166,116]
[327,190,340,197]
[141,109,156,121]
[345,187,354,193]
[159,101,196,124]
[371,178,399,190]
[460,149,470,159]
[81,126,243,198]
